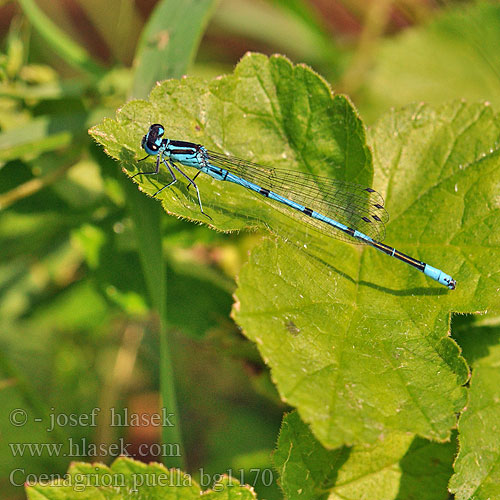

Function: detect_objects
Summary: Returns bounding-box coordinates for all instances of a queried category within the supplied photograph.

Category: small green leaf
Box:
[91,53,372,236]
[449,325,500,500]
[25,456,256,499]
[274,412,455,500]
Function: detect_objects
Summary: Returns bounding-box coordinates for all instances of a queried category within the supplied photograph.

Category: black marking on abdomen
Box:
[260,188,270,197]
[303,207,313,216]
[370,241,426,272]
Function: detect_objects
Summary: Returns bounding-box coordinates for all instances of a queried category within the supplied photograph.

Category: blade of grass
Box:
[130,0,217,99]
[17,0,104,76]
[127,0,217,470]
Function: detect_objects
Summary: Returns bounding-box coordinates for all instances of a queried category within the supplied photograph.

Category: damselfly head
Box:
[141,123,165,155]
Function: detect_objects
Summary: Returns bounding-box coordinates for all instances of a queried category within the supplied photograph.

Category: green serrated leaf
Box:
[91,53,372,237]
[233,98,500,449]
[449,325,500,500]
[274,411,455,500]
[25,456,256,499]
[233,236,468,449]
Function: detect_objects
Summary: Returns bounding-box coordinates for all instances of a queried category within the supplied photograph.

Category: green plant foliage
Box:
[0,110,107,163]
[91,53,500,452]
[126,0,219,469]
[4,1,500,498]
[211,0,342,80]
[274,412,455,500]
[91,53,372,236]
[234,97,500,447]
[17,0,105,76]
[4,0,500,498]
[362,1,500,120]
[449,324,500,499]
[25,456,256,499]
[131,0,218,99]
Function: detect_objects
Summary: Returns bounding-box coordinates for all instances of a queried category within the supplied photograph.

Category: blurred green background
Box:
[0,1,498,499]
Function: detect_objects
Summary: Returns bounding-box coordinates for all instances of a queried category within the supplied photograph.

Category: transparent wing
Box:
[207,150,389,244]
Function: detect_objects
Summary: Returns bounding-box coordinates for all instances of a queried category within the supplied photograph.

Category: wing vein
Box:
[207,150,389,243]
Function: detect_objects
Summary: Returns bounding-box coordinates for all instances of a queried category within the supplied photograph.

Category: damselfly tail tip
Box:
[448,278,456,290]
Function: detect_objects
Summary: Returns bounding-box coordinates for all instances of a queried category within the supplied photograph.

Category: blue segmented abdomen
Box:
[137,124,456,290]
[223,171,359,241]
[205,150,388,245]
